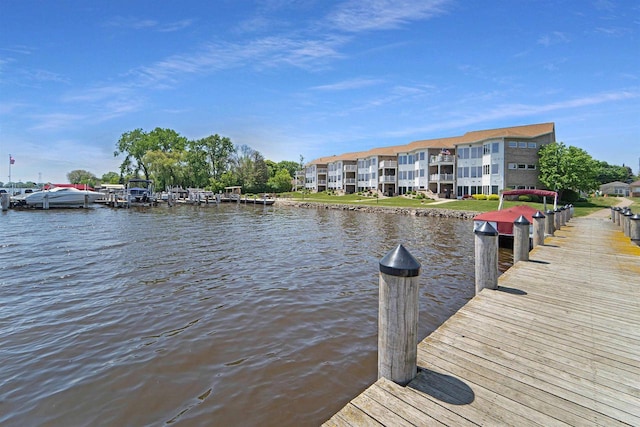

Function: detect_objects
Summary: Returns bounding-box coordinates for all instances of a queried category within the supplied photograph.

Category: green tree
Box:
[101,171,121,184]
[114,127,187,181]
[538,142,598,200]
[67,169,97,187]
[595,161,633,185]
[267,168,293,193]
[144,150,185,190]
[232,145,269,193]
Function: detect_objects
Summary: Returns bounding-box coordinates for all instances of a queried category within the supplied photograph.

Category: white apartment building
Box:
[304,123,555,197]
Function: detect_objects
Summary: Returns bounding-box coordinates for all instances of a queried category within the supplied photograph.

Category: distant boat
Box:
[19,187,103,208]
[126,179,158,207]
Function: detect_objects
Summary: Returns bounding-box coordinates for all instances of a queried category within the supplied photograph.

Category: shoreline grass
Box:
[280,192,628,217]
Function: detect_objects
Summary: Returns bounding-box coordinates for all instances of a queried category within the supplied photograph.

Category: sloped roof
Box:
[307,122,555,165]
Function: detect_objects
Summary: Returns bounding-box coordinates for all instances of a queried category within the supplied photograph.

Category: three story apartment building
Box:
[304,123,555,197]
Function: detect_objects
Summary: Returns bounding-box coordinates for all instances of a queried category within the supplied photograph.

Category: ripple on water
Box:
[0,204,477,426]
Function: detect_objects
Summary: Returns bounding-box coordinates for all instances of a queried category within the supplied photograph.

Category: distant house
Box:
[630,180,640,197]
[599,181,630,196]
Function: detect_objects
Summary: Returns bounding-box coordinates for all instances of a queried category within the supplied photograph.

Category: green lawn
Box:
[281,192,625,216]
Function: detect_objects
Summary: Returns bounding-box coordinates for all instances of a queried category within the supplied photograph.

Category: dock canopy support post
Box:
[514,215,531,263]
[474,222,499,294]
[532,211,546,248]
[378,244,420,386]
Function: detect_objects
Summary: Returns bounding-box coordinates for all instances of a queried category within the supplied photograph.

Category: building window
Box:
[372,158,376,165]
[508,163,517,169]
[528,142,537,149]
[508,141,517,148]
[419,152,425,161]
[483,165,490,175]
[518,142,527,148]
[491,163,499,174]
[517,164,526,169]
[470,147,482,158]
[527,164,536,170]
[492,142,500,153]
[459,148,470,159]
[483,144,491,155]
[491,185,499,194]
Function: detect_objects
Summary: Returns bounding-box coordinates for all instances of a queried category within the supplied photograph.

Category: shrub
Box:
[472,194,487,200]
[488,194,500,200]
[518,195,531,202]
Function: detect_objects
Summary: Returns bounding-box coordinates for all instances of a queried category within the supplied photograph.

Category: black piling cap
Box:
[514,215,530,225]
[379,244,421,277]
[474,221,498,236]
[546,209,554,215]
[533,210,545,219]
[631,214,640,221]
[614,207,622,211]
[554,207,561,213]
[624,210,633,216]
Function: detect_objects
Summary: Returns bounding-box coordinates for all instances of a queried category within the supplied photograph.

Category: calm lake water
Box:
[0,203,510,426]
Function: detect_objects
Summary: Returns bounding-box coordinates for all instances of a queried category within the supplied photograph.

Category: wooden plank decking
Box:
[324,212,640,426]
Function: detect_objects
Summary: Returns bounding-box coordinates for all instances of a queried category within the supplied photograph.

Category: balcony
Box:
[430,155,455,164]
[343,165,357,172]
[344,178,356,184]
[379,175,396,183]
[429,173,455,182]
[379,160,397,169]
[317,168,328,174]
[318,180,327,185]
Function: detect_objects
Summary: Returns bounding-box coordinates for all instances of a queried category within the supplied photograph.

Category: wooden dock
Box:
[323,211,640,426]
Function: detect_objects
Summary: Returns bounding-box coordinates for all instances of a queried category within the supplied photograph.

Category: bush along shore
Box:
[276,200,479,219]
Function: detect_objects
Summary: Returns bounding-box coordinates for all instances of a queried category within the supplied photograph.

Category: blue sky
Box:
[1,0,638,184]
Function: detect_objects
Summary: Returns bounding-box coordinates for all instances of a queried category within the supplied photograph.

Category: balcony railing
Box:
[379,160,397,169]
[430,155,455,163]
[317,168,328,174]
[379,176,396,183]
[344,178,356,184]
[343,165,357,172]
[429,173,455,181]
[317,180,327,185]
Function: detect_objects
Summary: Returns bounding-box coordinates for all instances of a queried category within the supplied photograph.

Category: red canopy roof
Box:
[502,189,557,198]
[474,205,542,236]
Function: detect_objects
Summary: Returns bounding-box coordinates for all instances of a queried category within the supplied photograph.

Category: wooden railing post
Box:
[532,210,546,248]
[513,215,530,263]
[378,244,420,386]
[545,209,555,236]
[474,221,498,294]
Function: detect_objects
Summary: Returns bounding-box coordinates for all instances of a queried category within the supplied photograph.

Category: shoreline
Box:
[275,199,479,219]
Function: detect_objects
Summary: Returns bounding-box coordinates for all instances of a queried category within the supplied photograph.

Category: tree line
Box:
[66,127,301,193]
[538,141,635,200]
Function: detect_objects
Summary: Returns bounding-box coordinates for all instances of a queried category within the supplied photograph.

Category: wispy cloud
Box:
[386,90,640,137]
[537,31,570,46]
[311,77,384,91]
[328,0,450,32]
[29,113,85,131]
[105,16,194,32]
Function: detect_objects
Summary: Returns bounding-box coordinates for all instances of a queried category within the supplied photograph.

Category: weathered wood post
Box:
[513,215,530,263]
[84,194,89,208]
[560,207,567,226]
[610,207,616,222]
[378,244,421,386]
[545,209,555,236]
[623,210,633,237]
[532,211,546,248]
[1,193,9,211]
[474,221,499,294]
[554,207,562,230]
[43,192,50,210]
[563,205,570,223]
[615,207,622,226]
[630,214,640,245]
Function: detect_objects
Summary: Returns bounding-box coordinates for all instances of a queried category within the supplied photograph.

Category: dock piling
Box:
[474,221,499,294]
[554,207,562,230]
[378,244,420,386]
[532,210,546,248]
[545,209,555,236]
[630,214,640,244]
[623,210,633,237]
[1,193,9,211]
